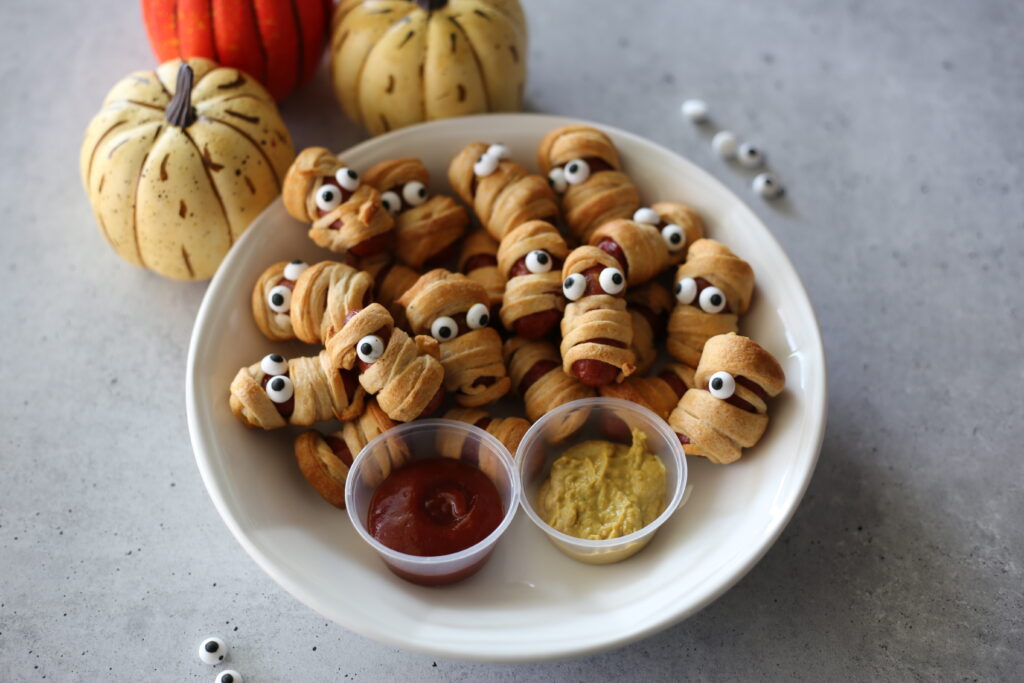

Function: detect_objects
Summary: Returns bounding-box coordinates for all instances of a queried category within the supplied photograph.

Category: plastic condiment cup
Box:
[345,419,521,586]
[516,397,687,565]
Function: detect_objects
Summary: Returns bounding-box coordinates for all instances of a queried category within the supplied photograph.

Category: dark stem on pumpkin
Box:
[165,63,197,128]
[414,0,448,11]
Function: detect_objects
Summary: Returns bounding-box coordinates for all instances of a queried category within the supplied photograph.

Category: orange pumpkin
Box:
[141,0,332,101]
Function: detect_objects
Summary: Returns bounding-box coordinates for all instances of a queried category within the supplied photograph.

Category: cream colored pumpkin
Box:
[80,58,295,280]
[330,0,527,136]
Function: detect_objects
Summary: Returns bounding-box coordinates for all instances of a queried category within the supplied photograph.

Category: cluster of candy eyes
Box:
[430,303,491,341]
[266,260,309,313]
[562,266,625,300]
[380,181,428,214]
[632,207,686,252]
[708,371,736,399]
[674,277,727,313]
[260,354,294,403]
[547,158,590,194]
[314,167,361,211]
[473,143,510,177]
[525,250,553,274]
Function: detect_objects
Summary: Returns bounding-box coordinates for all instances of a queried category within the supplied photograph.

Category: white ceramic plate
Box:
[186,113,827,662]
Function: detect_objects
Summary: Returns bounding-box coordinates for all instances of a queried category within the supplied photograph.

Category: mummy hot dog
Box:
[496,220,570,340]
[600,363,694,420]
[282,146,394,262]
[438,407,531,463]
[625,281,674,376]
[505,337,596,443]
[229,351,365,430]
[559,246,636,387]
[251,259,311,342]
[537,125,640,242]
[457,229,506,312]
[447,142,559,242]
[398,270,512,407]
[668,333,785,464]
[362,157,469,270]
[666,239,754,371]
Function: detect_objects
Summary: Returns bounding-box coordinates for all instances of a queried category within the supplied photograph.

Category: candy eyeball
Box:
[547,167,568,194]
[562,273,586,301]
[267,285,292,313]
[736,143,763,168]
[260,353,288,376]
[473,153,499,177]
[315,184,342,212]
[633,207,660,225]
[402,181,428,207]
[753,172,784,199]
[598,267,626,295]
[431,316,458,341]
[282,260,308,281]
[674,277,698,304]
[711,131,738,159]
[486,142,509,160]
[215,671,243,683]
[266,375,294,403]
[708,371,736,400]
[563,159,590,185]
[681,98,709,123]
[356,335,385,364]
[525,250,553,274]
[335,167,361,191]
[698,286,727,313]
[198,637,226,665]
[380,190,401,215]
[466,302,491,330]
[661,224,686,252]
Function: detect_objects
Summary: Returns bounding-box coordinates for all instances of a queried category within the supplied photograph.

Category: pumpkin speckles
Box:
[179,200,187,218]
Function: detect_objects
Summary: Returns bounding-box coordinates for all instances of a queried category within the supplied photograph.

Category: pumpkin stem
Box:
[415,0,448,11]
[165,63,197,128]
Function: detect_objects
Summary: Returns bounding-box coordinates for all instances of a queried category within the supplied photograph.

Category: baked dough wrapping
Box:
[457,229,506,310]
[324,303,446,422]
[448,142,559,241]
[668,333,785,464]
[229,350,365,430]
[251,261,298,342]
[537,125,640,242]
[363,157,469,269]
[496,220,569,338]
[358,254,421,327]
[559,246,636,384]
[666,238,754,368]
[438,407,531,462]
[288,261,374,344]
[599,363,694,420]
[649,200,704,258]
[588,219,675,286]
[505,337,596,443]
[625,281,674,376]
[398,270,511,406]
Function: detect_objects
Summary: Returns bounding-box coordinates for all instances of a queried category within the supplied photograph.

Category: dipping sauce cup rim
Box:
[345,418,522,566]
[515,397,687,549]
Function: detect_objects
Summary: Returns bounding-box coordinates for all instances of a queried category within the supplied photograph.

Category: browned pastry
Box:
[323,303,446,422]
[457,229,506,311]
[599,363,694,420]
[397,270,511,407]
[229,350,364,430]
[447,142,559,241]
[559,246,636,386]
[281,146,395,260]
[537,125,640,242]
[505,337,596,442]
[668,333,785,464]
[588,218,679,286]
[438,407,532,462]
[496,220,570,340]
[666,239,755,369]
[625,281,674,376]
[251,260,307,342]
[635,201,705,259]
[362,157,469,270]
[356,253,420,328]
[293,399,397,509]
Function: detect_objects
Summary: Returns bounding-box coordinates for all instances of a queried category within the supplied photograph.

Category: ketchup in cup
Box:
[345,420,520,586]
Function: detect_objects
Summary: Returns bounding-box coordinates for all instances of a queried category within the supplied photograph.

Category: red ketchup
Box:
[367,457,503,586]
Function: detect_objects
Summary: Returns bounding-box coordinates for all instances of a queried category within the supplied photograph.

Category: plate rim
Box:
[186,112,828,662]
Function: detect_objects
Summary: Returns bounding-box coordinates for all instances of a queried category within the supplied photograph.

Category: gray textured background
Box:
[2,0,1022,680]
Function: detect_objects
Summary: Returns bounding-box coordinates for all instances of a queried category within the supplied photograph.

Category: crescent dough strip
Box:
[505,337,596,442]
[589,219,674,285]
[598,362,694,419]
[537,125,639,242]
[650,200,704,258]
[293,399,397,508]
[559,246,636,382]
[458,229,506,310]
[439,407,531,461]
[448,142,559,241]
[229,350,365,430]
[288,261,374,345]
[363,157,469,269]
[668,333,785,464]
[358,254,421,327]
[251,261,297,341]
[496,220,569,334]
[626,281,674,376]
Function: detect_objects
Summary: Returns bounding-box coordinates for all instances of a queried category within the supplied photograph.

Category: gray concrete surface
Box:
[2,0,1022,679]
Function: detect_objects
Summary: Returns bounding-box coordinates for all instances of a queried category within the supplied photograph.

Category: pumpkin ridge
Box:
[287,0,305,94]
[353,13,417,125]
[180,128,234,246]
[86,120,129,189]
[207,1,221,64]
[181,245,195,278]
[447,15,490,110]
[132,150,153,267]
[244,0,270,84]
[107,99,168,113]
[198,113,283,187]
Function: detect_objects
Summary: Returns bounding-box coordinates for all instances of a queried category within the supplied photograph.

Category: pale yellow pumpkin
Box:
[330,0,527,136]
[80,58,295,280]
